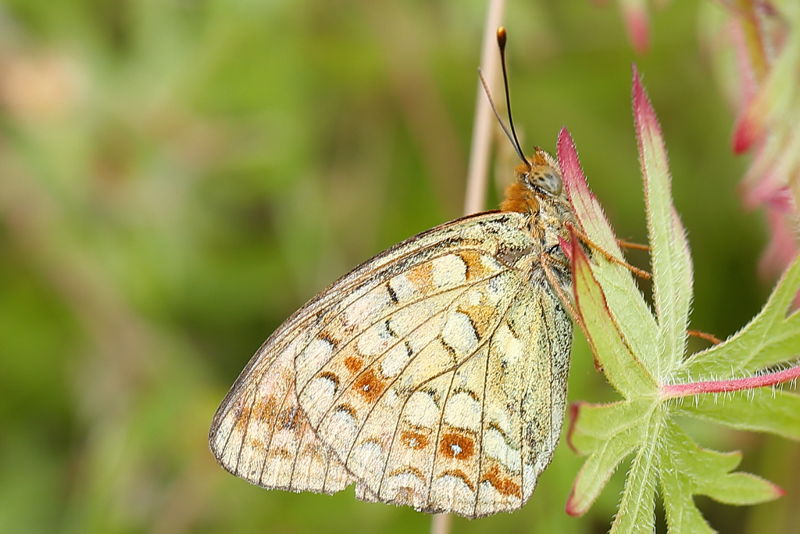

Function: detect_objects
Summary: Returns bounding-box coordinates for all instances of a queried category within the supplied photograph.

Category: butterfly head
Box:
[500,148,567,214]
[517,148,563,197]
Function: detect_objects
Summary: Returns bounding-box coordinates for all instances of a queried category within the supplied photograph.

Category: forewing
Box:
[295,216,573,517]
[209,211,534,497]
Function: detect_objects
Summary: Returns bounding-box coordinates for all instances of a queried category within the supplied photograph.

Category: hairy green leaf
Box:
[675,258,800,381]
[559,130,661,379]
[559,67,798,533]
[632,67,693,377]
[677,389,800,440]
[571,240,658,397]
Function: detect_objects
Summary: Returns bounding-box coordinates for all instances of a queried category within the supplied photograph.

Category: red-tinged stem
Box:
[661,364,800,399]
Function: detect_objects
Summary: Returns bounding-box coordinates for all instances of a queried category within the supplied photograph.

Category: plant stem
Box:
[430,512,452,534]
[463,0,506,215]
[661,364,800,399]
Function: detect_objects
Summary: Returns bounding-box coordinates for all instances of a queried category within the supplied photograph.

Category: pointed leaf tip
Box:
[557,128,598,229]
[770,481,787,498]
[557,127,587,195]
[633,63,694,372]
[732,112,762,154]
[632,65,660,137]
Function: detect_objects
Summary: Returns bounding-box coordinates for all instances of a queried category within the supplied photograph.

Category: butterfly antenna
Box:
[497,27,531,171]
[478,69,518,156]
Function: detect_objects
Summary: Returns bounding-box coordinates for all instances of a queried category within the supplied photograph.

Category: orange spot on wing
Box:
[458,250,491,280]
[457,304,495,338]
[344,355,363,373]
[500,182,539,213]
[252,396,279,422]
[406,261,435,292]
[482,465,521,498]
[277,405,303,429]
[249,438,264,449]
[230,396,283,443]
[234,404,251,431]
[400,430,430,450]
[354,368,386,403]
[439,432,475,460]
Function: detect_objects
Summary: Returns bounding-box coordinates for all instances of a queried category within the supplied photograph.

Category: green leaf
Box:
[610,418,660,534]
[661,421,783,508]
[566,400,653,516]
[570,239,658,397]
[568,399,654,454]
[660,423,728,534]
[632,67,693,377]
[677,389,800,440]
[559,129,661,380]
[560,66,796,533]
[675,256,800,381]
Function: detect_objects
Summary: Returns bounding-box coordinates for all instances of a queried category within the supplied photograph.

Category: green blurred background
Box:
[1,1,797,533]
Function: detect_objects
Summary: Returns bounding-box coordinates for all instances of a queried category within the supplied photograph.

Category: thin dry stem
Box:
[616,238,650,251]
[430,512,452,534]
[463,0,507,215]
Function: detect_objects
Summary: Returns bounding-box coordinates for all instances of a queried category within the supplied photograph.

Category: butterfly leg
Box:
[616,238,650,251]
[687,329,722,345]
[566,223,651,280]
[540,255,580,325]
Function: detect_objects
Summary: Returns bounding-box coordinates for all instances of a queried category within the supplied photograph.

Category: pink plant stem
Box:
[661,363,800,399]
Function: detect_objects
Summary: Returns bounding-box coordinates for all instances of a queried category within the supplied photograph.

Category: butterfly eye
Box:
[524,169,563,196]
[538,171,563,196]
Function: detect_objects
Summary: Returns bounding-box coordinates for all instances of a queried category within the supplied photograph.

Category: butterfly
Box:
[208,145,577,517]
[209,26,578,518]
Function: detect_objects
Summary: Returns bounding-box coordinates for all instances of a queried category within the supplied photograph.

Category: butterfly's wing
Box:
[209,331,354,494]
[351,280,571,518]
[293,212,573,518]
[209,211,539,496]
